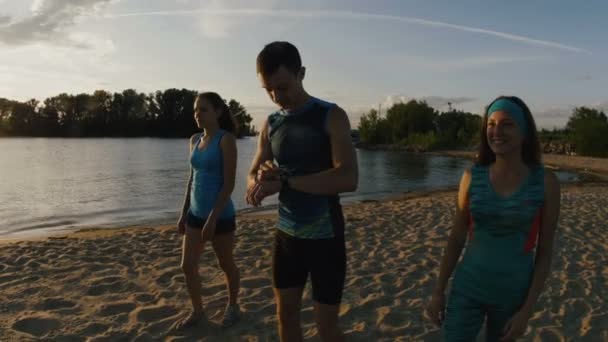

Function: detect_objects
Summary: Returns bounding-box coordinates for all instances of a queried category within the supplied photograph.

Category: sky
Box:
[0,0,606,130]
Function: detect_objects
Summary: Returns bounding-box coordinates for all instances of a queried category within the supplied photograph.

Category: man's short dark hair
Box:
[256,41,302,76]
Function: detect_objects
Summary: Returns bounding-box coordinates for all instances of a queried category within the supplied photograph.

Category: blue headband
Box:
[487,98,528,136]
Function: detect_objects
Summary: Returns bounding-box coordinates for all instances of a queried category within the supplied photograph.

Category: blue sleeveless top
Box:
[267,97,345,240]
[189,130,235,219]
[452,164,545,304]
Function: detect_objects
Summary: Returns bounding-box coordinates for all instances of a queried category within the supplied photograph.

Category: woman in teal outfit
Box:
[426,96,561,341]
[175,92,241,329]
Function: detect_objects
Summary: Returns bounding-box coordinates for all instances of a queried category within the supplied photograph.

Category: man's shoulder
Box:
[311,96,336,110]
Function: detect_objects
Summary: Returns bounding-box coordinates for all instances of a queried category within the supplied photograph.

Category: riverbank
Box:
[433,150,608,177]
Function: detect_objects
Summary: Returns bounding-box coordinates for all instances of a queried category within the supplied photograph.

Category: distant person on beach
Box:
[426,96,561,341]
[245,41,358,342]
[175,92,241,329]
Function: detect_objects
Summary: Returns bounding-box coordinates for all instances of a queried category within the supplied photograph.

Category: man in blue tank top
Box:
[246,41,358,342]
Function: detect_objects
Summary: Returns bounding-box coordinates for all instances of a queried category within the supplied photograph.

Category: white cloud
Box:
[0,0,119,47]
[0,33,125,101]
[103,8,590,53]
[195,0,279,39]
[197,0,235,38]
[0,0,122,99]
[30,0,46,13]
[381,95,476,112]
[593,101,608,113]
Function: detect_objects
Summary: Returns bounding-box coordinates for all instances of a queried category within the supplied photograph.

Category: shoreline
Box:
[1,179,605,246]
[429,150,608,177]
[2,151,606,243]
[356,143,608,178]
[2,148,606,243]
[2,146,604,242]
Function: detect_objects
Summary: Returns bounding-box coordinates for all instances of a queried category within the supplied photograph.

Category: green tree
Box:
[3,99,38,135]
[228,99,256,137]
[0,89,253,138]
[358,109,390,144]
[566,106,608,132]
[436,110,465,146]
[567,107,608,157]
[385,100,436,143]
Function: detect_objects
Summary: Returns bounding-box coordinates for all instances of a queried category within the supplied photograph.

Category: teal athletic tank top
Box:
[189,130,235,219]
[267,97,345,240]
[452,164,545,304]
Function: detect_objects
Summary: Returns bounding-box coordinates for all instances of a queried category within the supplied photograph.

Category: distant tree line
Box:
[357,100,608,157]
[0,89,257,138]
[539,106,608,157]
[357,100,481,151]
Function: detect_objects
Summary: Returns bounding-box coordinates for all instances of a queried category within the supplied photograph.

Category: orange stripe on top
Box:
[524,207,543,253]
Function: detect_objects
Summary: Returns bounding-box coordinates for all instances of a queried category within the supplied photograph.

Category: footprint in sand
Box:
[98,302,137,317]
[86,277,138,296]
[0,301,26,314]
[155,268,181,286]
[12,316,61,337]
[52,334,84,341]
[131,304,178,323]
[134,293,156,303]
[2,275,41,291]
[38,298,77,311]
[155,290,175,300]
[77,322,111,337]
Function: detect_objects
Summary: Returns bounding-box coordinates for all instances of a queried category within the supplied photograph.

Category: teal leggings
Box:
[442,289,521,342]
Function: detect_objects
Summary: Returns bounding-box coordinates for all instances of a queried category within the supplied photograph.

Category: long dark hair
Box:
[477,96,541,166]
[196,92,238,135]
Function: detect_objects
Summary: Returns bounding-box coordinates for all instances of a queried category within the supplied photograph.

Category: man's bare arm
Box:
[286,106,358,194]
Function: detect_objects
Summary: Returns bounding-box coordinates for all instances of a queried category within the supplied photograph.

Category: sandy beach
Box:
[1,178,607,341]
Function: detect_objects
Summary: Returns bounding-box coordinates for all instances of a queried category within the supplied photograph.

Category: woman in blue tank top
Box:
[175,92,241,330]
[426,96,561,341]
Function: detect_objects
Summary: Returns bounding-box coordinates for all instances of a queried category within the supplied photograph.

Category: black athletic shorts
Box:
[186,210,236,235]
[272,229,347,305]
